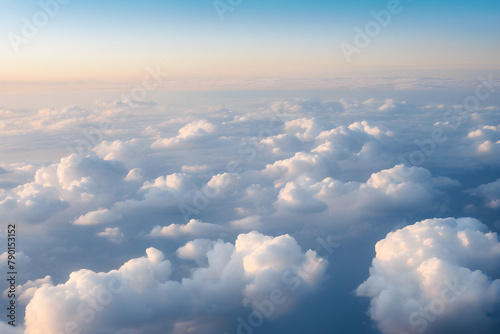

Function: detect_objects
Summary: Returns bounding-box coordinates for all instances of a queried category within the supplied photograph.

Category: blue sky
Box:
[1,0,499,83]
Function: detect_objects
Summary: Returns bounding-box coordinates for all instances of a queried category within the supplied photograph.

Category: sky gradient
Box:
[1,0,499,84]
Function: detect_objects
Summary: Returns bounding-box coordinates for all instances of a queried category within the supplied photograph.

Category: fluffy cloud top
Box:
[74,209,122,226]
[96,227,125,244]
[473,179,500,209]
[152,119,217,148]
[357,217,500,334]
[148,219,224,238]
[268,164,460,232]
[24,231,326,334]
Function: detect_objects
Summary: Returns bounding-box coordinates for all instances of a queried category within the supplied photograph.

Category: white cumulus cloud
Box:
[24,231,327,334]
[357,217,500,334]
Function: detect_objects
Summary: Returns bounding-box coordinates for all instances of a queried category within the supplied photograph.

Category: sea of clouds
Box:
[0,86,499,333]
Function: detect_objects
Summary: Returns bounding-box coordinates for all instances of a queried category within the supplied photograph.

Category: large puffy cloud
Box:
[274,176,328,213]
[311,121,396,179]
[357,217,500,334]
[283,118,321,141]
[108,172,199,219]
[1,181,69,223]
[266,164,460,233]
[262,152,329,187]
[0,153,132,225]
[52,154,128,196]
[260,119,393,179]
[24,231,326,334]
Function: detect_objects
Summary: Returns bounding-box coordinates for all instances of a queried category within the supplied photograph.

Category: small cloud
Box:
[148,219,224,238]
[96,227,125,244]
[73,209,122,225]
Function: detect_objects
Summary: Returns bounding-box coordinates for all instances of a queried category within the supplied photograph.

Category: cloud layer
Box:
[1,92,499,333]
